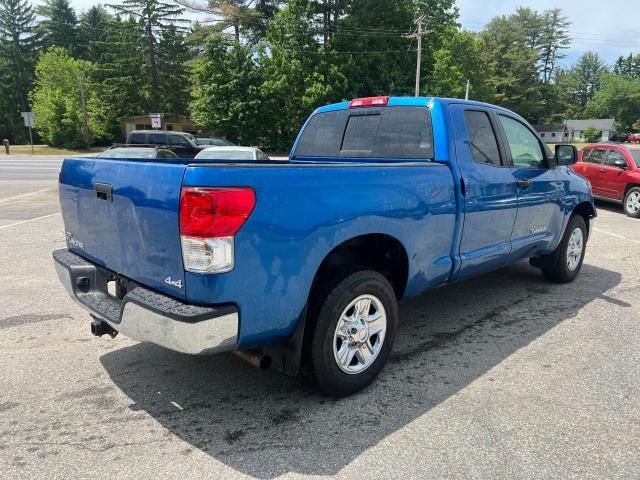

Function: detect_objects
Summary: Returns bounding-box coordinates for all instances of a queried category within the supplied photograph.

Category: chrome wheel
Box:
[626,191,640,214]
[333,294,386,375]
[566,227,584,272]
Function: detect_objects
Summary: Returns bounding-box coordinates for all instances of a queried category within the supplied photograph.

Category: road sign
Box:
[21,112,35,153]
[21,112,34,128]
[149,113,163,129]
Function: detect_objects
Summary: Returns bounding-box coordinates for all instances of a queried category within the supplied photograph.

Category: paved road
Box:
[1,164,639,479]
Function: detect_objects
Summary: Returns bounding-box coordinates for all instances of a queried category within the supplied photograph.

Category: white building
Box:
[564,119,616,142]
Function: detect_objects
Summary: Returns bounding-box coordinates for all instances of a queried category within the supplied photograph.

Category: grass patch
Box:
[5,145,104,156]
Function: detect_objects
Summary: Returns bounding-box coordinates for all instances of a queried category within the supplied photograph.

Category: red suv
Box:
[572,144,640,218]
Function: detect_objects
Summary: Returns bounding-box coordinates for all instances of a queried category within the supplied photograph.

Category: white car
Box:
[194,146,270,161]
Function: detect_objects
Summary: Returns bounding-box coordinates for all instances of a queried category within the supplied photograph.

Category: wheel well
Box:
[625,183,640,196]
[311,234,409,301]
[573,201,596,236]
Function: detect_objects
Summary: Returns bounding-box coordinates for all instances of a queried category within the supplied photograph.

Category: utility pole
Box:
[79,70,90,149]
[465,79,470,100]
[404,15,428,97]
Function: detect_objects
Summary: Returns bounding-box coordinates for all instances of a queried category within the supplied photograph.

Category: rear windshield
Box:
[99,148,158,159]
[197,150,254,160]
[294,107,434,159]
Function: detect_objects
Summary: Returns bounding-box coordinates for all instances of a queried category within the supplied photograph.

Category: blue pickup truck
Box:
[54,96,595,396]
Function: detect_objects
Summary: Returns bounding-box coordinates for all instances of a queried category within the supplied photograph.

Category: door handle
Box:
[516,179,533,189]
[599,168,607,173]
[94,183,113,202]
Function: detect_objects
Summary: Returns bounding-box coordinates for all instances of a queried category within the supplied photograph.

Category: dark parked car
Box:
[98,146,178,160]
[125,130,205,158]
[197,137,235,146]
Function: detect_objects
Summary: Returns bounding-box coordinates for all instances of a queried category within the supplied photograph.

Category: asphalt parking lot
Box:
[1,155,639,479]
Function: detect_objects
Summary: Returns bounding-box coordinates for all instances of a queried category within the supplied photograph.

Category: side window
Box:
[463,110,501,166]
[128,132,146,144]
[605,150,627,168]
[149,133,167,145]
[170,135,189,146]
[498,115,545,168]
[586,148,606,164]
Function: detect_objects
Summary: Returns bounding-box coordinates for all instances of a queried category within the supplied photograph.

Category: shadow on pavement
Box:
[100,261,622,478]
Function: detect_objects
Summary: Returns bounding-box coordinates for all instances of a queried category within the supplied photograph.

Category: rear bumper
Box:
[52,249,238,355]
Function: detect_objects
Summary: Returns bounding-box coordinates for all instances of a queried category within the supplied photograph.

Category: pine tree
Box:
[613,54,640,80]
[36,0,79,54]
[0,0,39,142]
[78,5,113,63]
[108,0,188,111]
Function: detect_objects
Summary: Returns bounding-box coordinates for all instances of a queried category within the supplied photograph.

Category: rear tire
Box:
[310,270,398,397]
[623,187,640,218]
[538,215,587,283]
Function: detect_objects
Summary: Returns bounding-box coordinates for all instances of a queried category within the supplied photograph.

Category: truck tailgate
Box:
[58,157,188,300]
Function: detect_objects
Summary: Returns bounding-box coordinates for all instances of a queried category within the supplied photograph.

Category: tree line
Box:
[1,0,639,150]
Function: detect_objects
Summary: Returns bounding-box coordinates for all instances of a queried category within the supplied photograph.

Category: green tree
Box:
[613,54,640,80]
[94,16,147,139]
[430,28,493,101]
[582,126,601,143]
[480,15,543,122]
[78,5,113,63]
[584,74,640,132]
[259,0,348,150]
[108,0,188,111]
[36,0,79,54]
[538,8,571,85]
[157,24,191,115]
[561,51,608,110]
[30,47,110,147]
[328,0,458,97]
[0,0,39,142]
[190,34,265,145]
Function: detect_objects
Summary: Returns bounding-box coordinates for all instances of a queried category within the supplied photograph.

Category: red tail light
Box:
[349,96,389,108]
[179,187,256,238]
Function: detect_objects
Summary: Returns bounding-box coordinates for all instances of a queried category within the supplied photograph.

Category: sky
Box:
[53,0,640,66]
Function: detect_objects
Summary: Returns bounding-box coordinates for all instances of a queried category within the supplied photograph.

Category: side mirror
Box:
[612,159,627,170]
[555,144,577,166]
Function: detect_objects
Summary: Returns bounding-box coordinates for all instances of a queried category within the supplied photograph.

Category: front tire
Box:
[310,270,398,397]
[538,215,587,283]
[623,187,640,218]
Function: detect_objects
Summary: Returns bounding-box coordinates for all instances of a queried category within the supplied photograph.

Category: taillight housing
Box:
[179,187,255,274]
[349,96,389,108]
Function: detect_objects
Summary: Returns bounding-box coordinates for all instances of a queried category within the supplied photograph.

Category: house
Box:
[122,115,196,136]
[534,124,569,144]
[564,119,616,142]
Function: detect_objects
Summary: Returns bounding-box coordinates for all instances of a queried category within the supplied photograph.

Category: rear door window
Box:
[463,111,502,166]
[586,148,606,164]
[295,107,433,159]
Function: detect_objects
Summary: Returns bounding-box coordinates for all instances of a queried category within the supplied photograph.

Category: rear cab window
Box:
[294,107,434,160]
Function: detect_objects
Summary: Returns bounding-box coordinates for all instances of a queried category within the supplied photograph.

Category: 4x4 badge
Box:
[164,277,183,289]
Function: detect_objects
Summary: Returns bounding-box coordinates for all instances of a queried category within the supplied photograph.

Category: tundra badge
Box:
[65,232,84,249]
